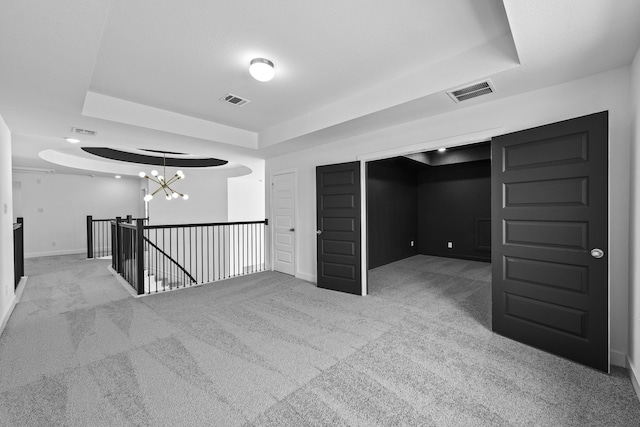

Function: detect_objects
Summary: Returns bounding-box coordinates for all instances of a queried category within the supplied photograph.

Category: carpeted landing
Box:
[0,254,638,426]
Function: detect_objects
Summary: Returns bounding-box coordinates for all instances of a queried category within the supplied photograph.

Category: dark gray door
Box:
[491,111,609,372]
[316,161,361,295]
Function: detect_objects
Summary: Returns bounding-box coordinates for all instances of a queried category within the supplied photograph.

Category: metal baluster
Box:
[171,228,173,289]
[162,229,166,292]
[215,226,218,281]
[240,224,246,274]
[260,222,263,271]
[237,224,239,276]
[199,226,202,285]
[182,227,185,286]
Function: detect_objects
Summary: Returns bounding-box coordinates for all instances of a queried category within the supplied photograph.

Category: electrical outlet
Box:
[447,241,453,249]
[410,240,414,247]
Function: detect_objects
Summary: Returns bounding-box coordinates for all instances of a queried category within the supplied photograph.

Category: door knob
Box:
[591,248,604,259]
[316,230,322,235]
[289,228,295,232]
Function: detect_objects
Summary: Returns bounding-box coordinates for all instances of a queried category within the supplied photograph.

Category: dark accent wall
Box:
[367,158,419,269]
[418,160,491,262]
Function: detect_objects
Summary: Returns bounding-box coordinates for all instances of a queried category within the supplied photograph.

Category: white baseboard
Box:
[296,271,316,283]
[629,357,640,402]
[107,266,140,298]
[0,294,16,338]
[611,350,627,367]
[25,248,85,259]
[0,276,27,338]
[14,276,27,303]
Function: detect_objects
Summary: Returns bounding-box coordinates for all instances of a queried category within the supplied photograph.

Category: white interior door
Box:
[272,171,296,275]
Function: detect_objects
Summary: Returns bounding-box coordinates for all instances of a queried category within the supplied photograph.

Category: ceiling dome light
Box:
[249,58,275,82]
[437,147,447,152]
[65,137,80,143]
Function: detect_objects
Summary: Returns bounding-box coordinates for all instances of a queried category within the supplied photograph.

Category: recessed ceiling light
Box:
[65,137,80,143]
[115,175,121,179]
[249,58,275,82]
[438,147,447,152]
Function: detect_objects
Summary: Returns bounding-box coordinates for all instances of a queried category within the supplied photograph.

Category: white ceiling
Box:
[1,0,639,177]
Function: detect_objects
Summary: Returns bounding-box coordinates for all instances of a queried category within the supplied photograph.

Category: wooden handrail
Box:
[144,219,267,230]
[143,235,197,284]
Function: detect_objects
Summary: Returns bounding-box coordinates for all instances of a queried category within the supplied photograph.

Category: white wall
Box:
[12,172,142,257]
[228,177,265,222]
[147,169,230,225]
[265,65,633,366]
[629,47,640,393]
[0,113,15,334]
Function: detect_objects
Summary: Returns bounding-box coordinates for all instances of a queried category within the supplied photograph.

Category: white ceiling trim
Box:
[258,34,520,149]
[356,127,504,162]
[82,92,259,149]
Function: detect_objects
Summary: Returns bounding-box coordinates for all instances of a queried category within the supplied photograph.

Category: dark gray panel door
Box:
[492,111,608,372]
[316,161,361,295]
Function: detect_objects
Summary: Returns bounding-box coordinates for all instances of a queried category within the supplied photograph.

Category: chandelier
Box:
[139,155,188,202]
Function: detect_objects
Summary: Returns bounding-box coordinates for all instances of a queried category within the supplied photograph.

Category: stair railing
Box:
[111,218,268,295]
[142,235,197,293]
[13,217,24,289]
[87,214,147,259]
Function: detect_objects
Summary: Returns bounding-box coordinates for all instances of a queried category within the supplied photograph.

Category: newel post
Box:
[86,215,93,258]
[115,217,123,273]
[136,219,145,295]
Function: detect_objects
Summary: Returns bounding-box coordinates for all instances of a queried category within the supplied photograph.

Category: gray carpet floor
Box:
[0,254,639,426]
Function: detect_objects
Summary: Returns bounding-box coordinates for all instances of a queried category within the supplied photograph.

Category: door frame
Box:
[270,168,298,277]
[319,119,611,300]
[327,115,612,368]
[357,127,503,296]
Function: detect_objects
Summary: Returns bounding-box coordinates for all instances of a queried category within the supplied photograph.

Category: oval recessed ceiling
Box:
[82,147,228,168]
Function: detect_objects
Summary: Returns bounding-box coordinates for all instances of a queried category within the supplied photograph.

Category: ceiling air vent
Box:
[447,80,495,103]
[219,93,250,107]
[71,127,97,136]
